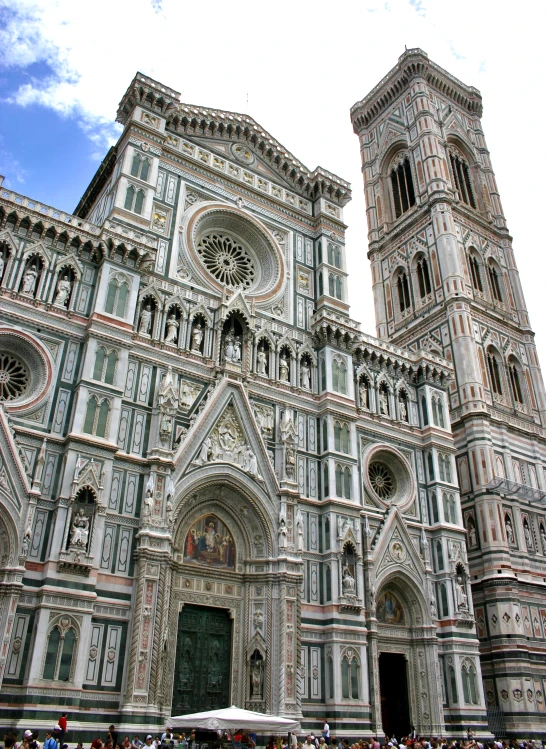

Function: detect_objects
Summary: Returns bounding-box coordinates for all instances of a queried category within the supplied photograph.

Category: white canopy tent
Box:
[168,705,301,733]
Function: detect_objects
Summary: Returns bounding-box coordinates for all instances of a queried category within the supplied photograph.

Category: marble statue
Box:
[164,313,179,344]
[455,575,468,610]
[54,275,72,307]
[342,565,356,595]
[22,265,38,295]
[257,346,268,375]
[379,390,389,415]
[279,353,289,382]
[399,398,407,421]
[278,516,288,550]
[139,304,153,335]
[70,509,90,548]
[300,360,311,390]
[191,322,203,352]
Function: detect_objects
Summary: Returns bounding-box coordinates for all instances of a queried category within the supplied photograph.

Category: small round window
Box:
[368,461,396,500]
[0,353,30,402]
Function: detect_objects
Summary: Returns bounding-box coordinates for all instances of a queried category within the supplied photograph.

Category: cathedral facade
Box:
[0,49,538,740]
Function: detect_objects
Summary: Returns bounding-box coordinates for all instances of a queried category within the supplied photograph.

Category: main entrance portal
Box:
[379,652,411,739]
[172,604,232,714]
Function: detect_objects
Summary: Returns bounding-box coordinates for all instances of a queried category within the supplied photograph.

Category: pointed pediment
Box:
[172,380,279,494]
[221,290,253,325]
[0,408,30,517]
[373,509,425,586]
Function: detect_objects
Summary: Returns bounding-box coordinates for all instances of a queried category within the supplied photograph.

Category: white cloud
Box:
[1,0,545,356]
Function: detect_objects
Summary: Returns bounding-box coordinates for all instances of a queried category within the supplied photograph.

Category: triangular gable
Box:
[372,508,425,586]
[171,379,279,494]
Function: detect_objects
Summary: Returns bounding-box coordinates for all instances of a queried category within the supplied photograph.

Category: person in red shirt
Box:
[58,714,67,745]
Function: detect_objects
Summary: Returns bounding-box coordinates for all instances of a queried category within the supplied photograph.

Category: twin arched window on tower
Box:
[449,151,476,209]
[468,250,505,305]
[486,348,526,406]
[390,156,416,219]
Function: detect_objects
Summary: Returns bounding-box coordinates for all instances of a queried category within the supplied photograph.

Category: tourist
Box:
[57,715,67,746]
[91,738,103,749]
[322,723,330,746]
[43,733,56,749]
[303,737,315,749]
[144,737,153,749]
[131,738,143,749]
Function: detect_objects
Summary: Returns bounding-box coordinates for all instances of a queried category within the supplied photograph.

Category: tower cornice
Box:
[350,48,483,131]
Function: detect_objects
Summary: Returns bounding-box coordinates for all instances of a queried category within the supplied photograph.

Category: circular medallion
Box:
[361,444,415,511]
[0,354,30,402]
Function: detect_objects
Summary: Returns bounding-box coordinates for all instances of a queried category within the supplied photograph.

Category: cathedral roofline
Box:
[350,47,483,130]
[116,72,351,207]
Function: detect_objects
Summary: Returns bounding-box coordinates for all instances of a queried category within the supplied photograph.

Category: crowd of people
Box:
[3,719,546,749]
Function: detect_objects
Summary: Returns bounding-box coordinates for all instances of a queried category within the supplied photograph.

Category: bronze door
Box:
[172,604,232,714]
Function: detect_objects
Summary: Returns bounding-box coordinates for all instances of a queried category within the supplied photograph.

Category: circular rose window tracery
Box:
[368,461,396,500]
[197,233,256,289]
[0,353,30,402]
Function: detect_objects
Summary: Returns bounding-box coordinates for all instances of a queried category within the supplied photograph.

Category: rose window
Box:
[0,354,30,402]
[196,233,256,289]
[368,461,396,500]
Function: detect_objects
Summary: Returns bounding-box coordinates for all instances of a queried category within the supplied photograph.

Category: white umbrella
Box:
[168,705,301,733]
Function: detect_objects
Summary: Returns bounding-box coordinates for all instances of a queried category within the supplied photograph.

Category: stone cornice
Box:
[351,48,483,131]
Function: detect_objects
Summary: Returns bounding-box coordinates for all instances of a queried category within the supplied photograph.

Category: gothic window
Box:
[390,157,416,219]
[396,271,411,313]
[0,242,10,284]
[431,394,445,427]
[437,582,449,617]
[43,623,77,681]
[124,184,145,215]
[105,278,129,318]
[92,347,118,385]
[461,662,479,704]
[448,664,458,703]
[18,217,31,237]
[488,261,503,302]
[327,243,341,268]
[334,422,350,454]
[322,419,328,451]
[438,454,452,483]
[430,491,439,523]
[450,152,476,208]
[359,375,371,409]
[329,273,343,300]
[332,358,347,394]
[336,276,342,299]
[398,390,409,422]
[325,564,332,601]
[468,253,483,292]
[328,656,334,699]
[318,273,324,296]
[335,465,343,498]
[320,357,326,391]
[487,349,503,395]
[130,152,150,181]
[83,396,110,439]
[436,540,444,570]
[344,468,352,500]
[324,518,330,550]
[323,463,329,497]
[341,653,359,699]
[508,357,524,404]
[416,257,432,299]
[443,492,457,524]
[427,451,435,480]
[421,395,429,426]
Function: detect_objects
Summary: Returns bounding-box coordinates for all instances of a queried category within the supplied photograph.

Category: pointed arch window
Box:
[325,564,332,601]
[443,492,457,524]
[324,518,330,550]
[436,540,444,570]
[508,359,524,404]
[124,184,146,215]
[335,465,343,498]
[93,347,118,385]
[328,656,335,699]
[488,262,503,302]
[430,491,439,524]
[462,662,479,704]
[487,349,503,395]
[450,152,476,208]
[83,396,110,439]
[327,243,341,269]
[105,278,130,318]
[431,394,445,427]
[332,358,347,394]
[448,665,458,703]
[397,271,411,313]
[130,152,151,182]
[341,653,359,699]
[417,257,432,299]
[468,254,483,292]
[43,623,77,681]
[344,467,352,500]
[391,157,416,219]
[421,395,429,426]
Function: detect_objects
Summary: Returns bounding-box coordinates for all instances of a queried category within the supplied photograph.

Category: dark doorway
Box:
[379,652,411,740]
[172,604,232,714]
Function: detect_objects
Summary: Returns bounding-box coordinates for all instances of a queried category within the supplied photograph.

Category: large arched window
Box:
[508,357,524,405]
[443,492,457,524]
[105,278,130,318]
[449,151,476,208]
[83,396,110,439]
[431,394,445,428]
[327,243,341,269]
[396,271,411,314]
[130,152,151,181]
[124,184,145,215]
[334,422,350,454]
[390,156,416,219]
[468,253,483,292]
[92,347,118,385]
[332,358,347,394]
[461,661,479,704]
[43,622,77,681]
[416,256,432,299]
[487,261,503,302]
[487,348,503,395]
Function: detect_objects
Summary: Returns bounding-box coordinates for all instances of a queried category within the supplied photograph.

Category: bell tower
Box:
[351,49,546,736]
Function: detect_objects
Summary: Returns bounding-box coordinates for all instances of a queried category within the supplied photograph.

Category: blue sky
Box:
[1,0,545,356]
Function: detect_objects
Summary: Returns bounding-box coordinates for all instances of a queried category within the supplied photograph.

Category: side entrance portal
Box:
[379,652,411,739]
[172,604,232,714]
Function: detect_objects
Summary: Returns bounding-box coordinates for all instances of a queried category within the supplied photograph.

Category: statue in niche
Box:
[285,444,296,480]
[253,403,274,436]
[224,331,241,364]
[540,525,546,555]
[379,389,389,415]
[300,360,311,390]
[139,304,153,335]
[359,380,370,408]
[342,565,356,596]
[22,265,38,295]
[233,336,241,362]
[279,353,289,382]
[455,575,468,610]
[505,515,515,545]
[467,518,478,547]
[198,436,212,464]
[250,657,264,700]
[54,275,72,307]
[70,509,90,549]
[278,515,288,549]
[243,447,258,477]
[524,519,533,549]
[399,397,407,422]
[164,313,179,344]
[191,322,203,352]
[257,346,268,375]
